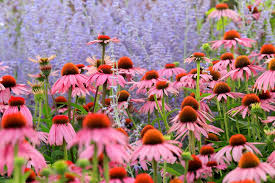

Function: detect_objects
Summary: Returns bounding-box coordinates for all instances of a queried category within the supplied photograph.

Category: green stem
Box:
[92,144,98,183]
[72,97,78,125]
[221,16,225,36]
[244,74,249,94]
[126,109,136,128]
[36,100,42,130]
[103,153,110,183]
[44,81,49,118]
[101,44,106,65]
[195,61,201,104]
[216,100,223,129]
[236,118,240,134]
[93,86,99,113]
[63,142,68,160]
[189,131,195,154]
[161,96,169,130]
[14,143,21,183]
[163,161,167,183]
[67,87,72,123]
[147,112,151,124]
[247,117,251,139]
[34,100,38,124]
[101,82,107,107]
[222,102,229,141]
[152,160,158,183]
[184,160,189,183]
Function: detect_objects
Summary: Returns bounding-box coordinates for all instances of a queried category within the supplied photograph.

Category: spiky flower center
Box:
[224,30,241,40]
[52,115,69,124]
[238,152,260,168]
[140,125,155,138]
[165,63,176,68]
[193,52,205,58]
[24,168,36,182]
[242,94,260,106]
[268,58,275,71]
[200,146,215,155]
[109,167,127,179]
[156,81,169,90]
[179,106,198,123]
[260,44,275,54]
[118,90,130,102]
[229,134,247,146]
[61,63,79,76]
[83,102,94,112]
[206,161,218,167]
[76,64,85,69]
[135,173,154,183]
[220,52,234,60]
[206,133,220,142]
[55,96,67,108]
[247,5,259,14]
[1,75,16,88]
[98,65,113,74]
[188,155,202,172]
[8,96,25,106]
[210,70,221,81]
[118,56,133,69]
[176,73,187,81]
[213,82,231,94]
[83,113,111,129]
[98,35,110,41]
[64,173,76,182]
[143,70,159,80]
[105,98,111,106]
[258,90,271,100]
[169,178,183,183]
[1,112,27,129]
[181,96,199,111]
[142,129,164,145]
[148,95,160,101]
[235,56,251,68]
[216,3,229,10]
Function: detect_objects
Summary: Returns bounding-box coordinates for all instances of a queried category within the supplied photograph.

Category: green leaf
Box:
[205,7,215,16]
[164,163,185,176]
[70,103,88,114]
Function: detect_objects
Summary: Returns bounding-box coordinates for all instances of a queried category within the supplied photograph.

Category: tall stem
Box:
[34,100,38,124]
[221,16,225,36]
[161,96,169,130]
[163,161,167,183]
[67,87,72,123]
[247,117,251,139]
[92,144,98,183]
[189,131,195,154]
[101,44,106,65]
[44,81,49,118]
[63,142,68,160]
[222,102,229,141]
[244,74,249,94]
[184,160,189,183]
[101,82,107,107]
[152,159,158,183]
[14,143,21,183]
[36,100,42,130]
[195,61,200,103]
[93,86,99,113]
[103,153,110,183]
[147,112,151,124]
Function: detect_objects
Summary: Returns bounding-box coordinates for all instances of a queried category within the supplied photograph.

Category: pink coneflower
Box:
[215,134,262,163]
[0,113,38,146]
[84,56,113,75]
[87,34,120,45]
[267,151,275,168]
[0,62,9,71]
[69,113,127,149]
[148,80,178,98]
[221,55,264,81]
[223,152,275,183]
[116,90,144,111]
[203,82,244,102]
[213,52,235,71]
[172,72,188,90]
[179,155,211,182]
[207,67,222,88]
[100,167,135,183]
[72,83,95,97]
[139,95,171,114]
[86,64,126,88]
[0,75,29,104]
[250,44,275,60]
[211,30,255,49]
[169,106,222,140]
[2,96,33,127]
[208,3,240,22]
[254,58,275,92]
[51,63,88,94]
[48,115,76,146]
[228,94,275,118]
[180,69,212,89]
[184,52,211,64]
[198,145,217,164]
[131,129,182,163]
[117,56,146,80]
[158,63,186,78]
[130,70,163,93]
[258,90,275,104]
[189,93,213,115]
[247,5,261,20]
[135,173,153,183]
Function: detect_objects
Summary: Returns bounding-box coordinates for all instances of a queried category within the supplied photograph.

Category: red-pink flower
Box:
[87,34,120,45]
[208,3,240,22]
[215,134,262,163]
[148,80,178,98]
[48,115,76,146]
[250,44,275,60]
[213,52,235,71]
[221,55,264,81]
[180,68,212,89]
[139,95,171,114]
[267,151,275,168]
[117,90,144,110]
[228,93,275,118]
[100,167,135,183]
[117,56,146,81]
[51,63,88,94]
[257,90,275,104]
[158,63,186,78]
[0,75,29,104]
[223,152,275,183]
[203,82,244,102]
[184,52,211,64]
[254,58,275,92]
[3,96,33,127]
[131,129,182,163]
[172,72,188,90]
[86,64,126,88]
[0,142,46,176]
[0,113,39,146]
[84,56,113,75]
[211,30,255,49]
